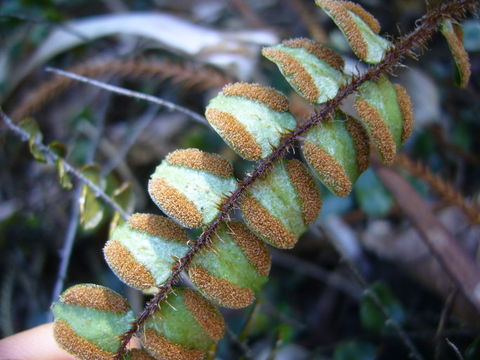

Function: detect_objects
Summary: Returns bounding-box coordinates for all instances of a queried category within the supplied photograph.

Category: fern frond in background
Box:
[1,0,479,359]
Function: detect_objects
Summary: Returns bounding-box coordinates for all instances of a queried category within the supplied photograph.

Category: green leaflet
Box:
[56,159,73,190]
[49,141,73,190]
[48,140,68,158]
[109,182,135,235]
[263,38,347,104]
[302,111,369,197]
[148,148,237,228]
[315,0,390,64]
[189,222,271,308]
[52,284,135,360]
[52,303,134,352]
[19,118,46,162]
[142,288,224,360]
[104,213,189,291]
[240,159,322,249]
[440,18,472,88]
[354,75,404,164]
[205,83,296,161]
[79,164,105,230]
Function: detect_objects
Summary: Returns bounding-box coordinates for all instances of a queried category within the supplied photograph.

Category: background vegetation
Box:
[1,0,479,359]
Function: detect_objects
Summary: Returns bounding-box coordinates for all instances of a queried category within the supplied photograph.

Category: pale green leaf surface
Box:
[304,112,361,189]
[316,1,390,64]
[52,302,135,353]
[110,223,188,286]
[19,118,46,162]
[57,159,73,190]
[265,44,347,104]
[192,223,267,291]
[79,165,105,230]
[249,160,306,238]
[145,290,215,352]
[207,95,296,158]
[109,182,135,234]
[358,75,403,149]
[152,163,237,226]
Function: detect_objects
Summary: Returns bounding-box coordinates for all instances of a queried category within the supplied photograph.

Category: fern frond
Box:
[113,1,478,357]
[12,58,232,121]
[396,153,480,225]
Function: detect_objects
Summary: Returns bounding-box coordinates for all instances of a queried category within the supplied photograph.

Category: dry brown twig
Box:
[375,161,480,315]
[396,153,480,224]
[44,67,208,125]
[287,0,329,42]
[12,58,232,120]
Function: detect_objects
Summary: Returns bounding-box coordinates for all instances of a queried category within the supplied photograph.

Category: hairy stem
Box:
[115,0,478,356]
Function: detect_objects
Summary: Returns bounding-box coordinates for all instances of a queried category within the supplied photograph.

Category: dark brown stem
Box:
[114,0,478,357]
